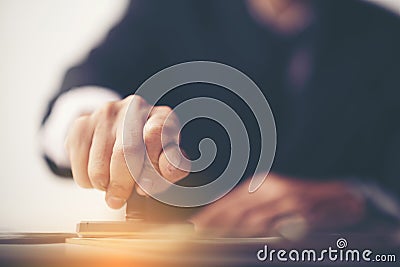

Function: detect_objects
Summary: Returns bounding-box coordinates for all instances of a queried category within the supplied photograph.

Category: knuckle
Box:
[132,95,148,107]
[88,166,107,183]
[159,106,179,122]
[144,122,179,145]
[162,122,179,136]
[124,142,143,155]
[158,105,172,113]
[113,142,143,157]
[71,115,89,132]
[67,116,90,146]
[144,123,163,141]
[111,142,144,160]
[112,144,125,158]
[98,102,118,119]
[167,109,179,122]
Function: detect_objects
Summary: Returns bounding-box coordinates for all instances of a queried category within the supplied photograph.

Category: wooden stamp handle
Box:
[125,188,146,221]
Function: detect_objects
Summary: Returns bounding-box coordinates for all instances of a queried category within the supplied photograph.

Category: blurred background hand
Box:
[191,173,365,238]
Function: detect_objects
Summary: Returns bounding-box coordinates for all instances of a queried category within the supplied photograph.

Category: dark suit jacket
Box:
[43,0,400,198]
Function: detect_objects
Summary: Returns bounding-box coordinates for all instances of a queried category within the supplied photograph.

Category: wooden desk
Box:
[0,231,399,267]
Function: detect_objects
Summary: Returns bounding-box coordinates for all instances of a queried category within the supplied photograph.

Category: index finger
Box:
[106,96,149,209]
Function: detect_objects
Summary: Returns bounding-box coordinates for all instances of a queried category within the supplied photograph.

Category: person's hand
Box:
[65,95,189,209]
[190,174,365,238]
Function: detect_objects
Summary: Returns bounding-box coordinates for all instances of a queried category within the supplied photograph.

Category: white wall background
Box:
[0,0,399,232]
[0,0,129,232]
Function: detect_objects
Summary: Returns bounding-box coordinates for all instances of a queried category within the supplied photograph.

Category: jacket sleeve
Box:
[378,61,400,198]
